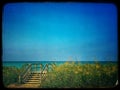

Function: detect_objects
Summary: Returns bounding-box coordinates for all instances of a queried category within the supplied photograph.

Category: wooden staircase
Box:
[18,64,49,88]
[8,63,55,88]
[25,73,41,84]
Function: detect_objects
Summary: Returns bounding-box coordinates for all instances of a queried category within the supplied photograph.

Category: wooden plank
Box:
[19,63,54,84]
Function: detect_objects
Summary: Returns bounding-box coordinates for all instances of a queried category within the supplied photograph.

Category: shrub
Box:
[41,61,118,88]
[2,64,28,87]
[3,66,20,87]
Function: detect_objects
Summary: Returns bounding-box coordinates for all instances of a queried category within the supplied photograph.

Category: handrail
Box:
[19,64,32,84]
[40,63,56,80]
[18,63,57,84]
[40,64,49,81]
[49,63,56,71]
[31,64,41,73]
[22,66,31,80]
[20,64,31,76]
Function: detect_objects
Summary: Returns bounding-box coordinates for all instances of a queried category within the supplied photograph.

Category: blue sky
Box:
[2,3,118,61]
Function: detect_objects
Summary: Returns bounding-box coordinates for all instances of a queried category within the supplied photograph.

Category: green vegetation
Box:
[2,64,28,87]
[3,62,118,88]
[3,66,20,87]
[41,62,118,88]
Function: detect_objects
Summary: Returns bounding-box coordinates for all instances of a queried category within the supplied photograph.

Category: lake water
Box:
[2,61,117,68]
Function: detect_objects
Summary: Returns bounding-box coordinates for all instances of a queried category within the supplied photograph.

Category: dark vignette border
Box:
[0,0,119,90]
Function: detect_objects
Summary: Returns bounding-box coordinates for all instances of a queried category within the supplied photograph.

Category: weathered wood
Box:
[34,64,37,72]
[19,63,56,84]
[40,64,42,73]
[18,75,21,84]
[19,64,32,84]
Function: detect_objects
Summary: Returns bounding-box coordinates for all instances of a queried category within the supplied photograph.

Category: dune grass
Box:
[2,61,118,88]
[2,64,28,87]
[41,61,118,88]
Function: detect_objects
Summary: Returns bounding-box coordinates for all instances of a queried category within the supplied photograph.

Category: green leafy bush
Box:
[41,62,118,88]
[2,64,28,87]
[3,66,20,87]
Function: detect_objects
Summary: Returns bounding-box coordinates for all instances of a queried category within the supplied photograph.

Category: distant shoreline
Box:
[2,60,118,62]
[2,60,118,68]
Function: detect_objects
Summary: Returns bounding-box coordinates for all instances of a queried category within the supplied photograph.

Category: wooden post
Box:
[36,64,37,72]
[47,64,48,72]
[29,64,32,78]
[34,64,36,73]
[18,75,21,84]
[40,64,43,79]
[40,64,42,73]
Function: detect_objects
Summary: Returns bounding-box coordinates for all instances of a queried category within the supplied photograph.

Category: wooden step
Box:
[25,81,40,84]
[29,78,41,80]
[27,79,40,82]
[31,75,40,77]
[25,81,41,84]
[31,71,47,74]
[22,83,40,88]
[23,72,46,85]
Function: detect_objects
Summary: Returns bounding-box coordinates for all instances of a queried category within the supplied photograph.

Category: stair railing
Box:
[40,64,49,81]
[18,64,32,84]
[18,63,56,84]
